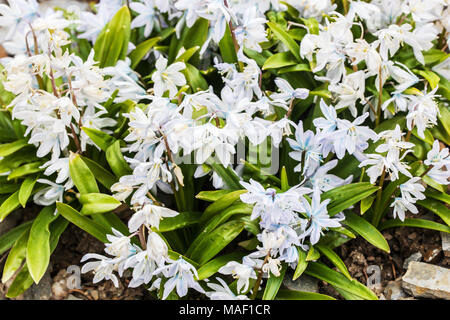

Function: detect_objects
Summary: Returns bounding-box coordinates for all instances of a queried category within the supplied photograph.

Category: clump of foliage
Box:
[0,0,448,300]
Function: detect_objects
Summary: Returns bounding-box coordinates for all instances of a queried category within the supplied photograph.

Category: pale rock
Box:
[403,252,422,270]
[402,262,450,300]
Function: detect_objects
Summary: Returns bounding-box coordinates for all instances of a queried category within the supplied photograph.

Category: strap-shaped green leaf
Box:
[158,211,202,232]
[0,140,28,157]
[276,289,335,300]
[0,220,32,255]
[379,218,450,233]
[416,198,450,227]
[57,202,110,243]
[106,140,132,178]
[27,205,59,284]
[316,244,351,280]
[305,262,378,300]
[79,193,121,215]
[81,127,116,151]
[343,212,390,253]
[200,190,247,223]
[293,248,308,280]
[267,22,301,61]
[189,220,245,265]
[80,156,117,189]
[2,228,30,283]
[129,36,161,69]
[69,152,99,194]
[94,5,130,67]
[18,176,37,208]
[219,23,238,64]
[322,182,379,216]
[196,190,235,202]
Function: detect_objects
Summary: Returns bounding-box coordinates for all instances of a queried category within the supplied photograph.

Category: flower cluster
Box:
[0,0,448,301]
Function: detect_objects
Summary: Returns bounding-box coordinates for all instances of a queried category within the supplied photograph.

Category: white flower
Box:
[308,160,353,193]
[300,188,343,245]
[425,140,450,169]
[287,121,323,177]
[406,87,439,139]
[105,229,133,258]
[218,261,257,294]
[130,0,159,37]
[390,197,418,222]
[271,78,309,102]
[329,70,366,118]
[128,202,179,232]
[152,56,186,98]
[399,177,425,203]
[154,258,205,299]
[206,277,249,300]
[81,253,120,287]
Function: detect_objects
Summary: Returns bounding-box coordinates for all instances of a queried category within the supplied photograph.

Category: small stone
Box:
[20,270,52,300]
[65,294,83,301]
[403,252,422,270]
[441,232,450,257]
[282,273,319,293]
[423,247,441,262]
[402,262,450,300]
[51,281,68,300]
[408,233,417,240]
[384,279,408,300]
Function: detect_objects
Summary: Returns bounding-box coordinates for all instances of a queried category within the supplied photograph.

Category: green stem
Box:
[371,168,386,227]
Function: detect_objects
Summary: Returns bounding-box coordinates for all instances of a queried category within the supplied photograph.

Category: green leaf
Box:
[106,140,132,178]
[277,63,311,74]
[200,190,247,223]
[79,193,122,215]
[301,17,319,35]
[219,23,238,64]
[57,202,110,243]
[316,244,351,280]
[379,218,450,233]
[415,69,440,89]
[267,22,301,61]
[7,161,43,180]
[80,156,118,189]
[323,183,380,216]
[209,163,242,190]
[305,246,320,261]
[158,211,202,232]
[26,206,58,283]
[343,212,390,253]
[360,195,375,215]
[175,46,200,63]
[6,217,68,298]
[129,36,161,69]
[189,220,245,265]
[280,166,289,192]
[276,289,335,300]
[94,6,131,67]
[0,140,28,157]
[425,190,450,205]
[182,63,208,92]
[5,264,34,298]
[69,152,99,194]
[197,252,246,280]
[0,221,32,255]
[2,228,29,283]
[81,127,116,151]
[187,203,253,257]
[263,264,287,300]
[262,51,297,70]
[0,191,20,222]
[18,177,37,208]
[293,248,308,280]
[305,262,378,300]
[416,198,450,227]
[196,190,235,202]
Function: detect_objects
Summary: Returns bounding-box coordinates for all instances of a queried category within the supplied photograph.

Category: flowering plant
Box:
[0,0,448,300]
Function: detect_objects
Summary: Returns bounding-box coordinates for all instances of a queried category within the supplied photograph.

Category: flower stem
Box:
[371,168,386,227]
[250,253,270,300]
